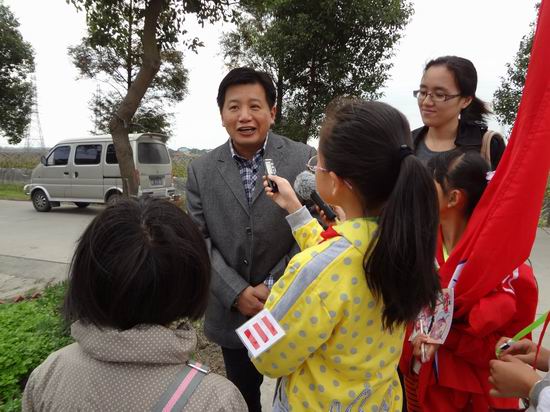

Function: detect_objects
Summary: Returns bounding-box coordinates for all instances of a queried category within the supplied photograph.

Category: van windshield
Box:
[138,143,170,164]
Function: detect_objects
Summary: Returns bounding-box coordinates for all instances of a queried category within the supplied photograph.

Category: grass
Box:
[0,184,28,201]
[0,282,222,411]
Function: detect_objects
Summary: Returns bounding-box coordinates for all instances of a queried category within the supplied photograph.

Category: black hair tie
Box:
[398,144,414,161]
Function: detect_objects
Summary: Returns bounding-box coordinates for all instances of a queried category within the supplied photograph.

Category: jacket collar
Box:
[332,217,378,255]
[219,131,284,162]
[71,321,196,365]
[413,120,487,148]
[216,132,285,212]
[229,134,269,160]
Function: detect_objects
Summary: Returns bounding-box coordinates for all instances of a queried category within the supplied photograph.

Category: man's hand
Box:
[253,283,270,303]
[263,175,302,214]
[236,286,267,317]
[489,355,541,398]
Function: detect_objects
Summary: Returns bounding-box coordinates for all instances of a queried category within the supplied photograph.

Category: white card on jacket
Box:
[236,309,286,358]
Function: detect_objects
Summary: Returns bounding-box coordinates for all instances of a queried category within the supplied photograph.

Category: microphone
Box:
[293,171,338,221]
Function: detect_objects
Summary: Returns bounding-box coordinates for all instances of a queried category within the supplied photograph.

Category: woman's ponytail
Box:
[461,96,491,123]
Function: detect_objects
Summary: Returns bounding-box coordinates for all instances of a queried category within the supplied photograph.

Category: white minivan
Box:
[24,133,176,212]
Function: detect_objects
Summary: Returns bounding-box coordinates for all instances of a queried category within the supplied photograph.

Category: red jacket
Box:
[399,234,538,410]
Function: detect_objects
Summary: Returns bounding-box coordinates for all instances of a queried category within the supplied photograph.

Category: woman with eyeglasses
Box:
[250,99,441,412]
[413,56,505,170]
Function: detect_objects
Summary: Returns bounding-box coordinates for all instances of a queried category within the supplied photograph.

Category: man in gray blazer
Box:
[186,67,315,411]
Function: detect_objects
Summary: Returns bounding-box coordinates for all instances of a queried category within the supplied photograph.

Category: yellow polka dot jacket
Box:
[252,206,404,412]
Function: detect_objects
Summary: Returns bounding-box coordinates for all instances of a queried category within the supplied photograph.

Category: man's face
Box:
[221,83,276,157]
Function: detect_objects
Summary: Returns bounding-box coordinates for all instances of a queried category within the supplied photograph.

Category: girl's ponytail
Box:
[320,99,441,331]
[365,153,440,330]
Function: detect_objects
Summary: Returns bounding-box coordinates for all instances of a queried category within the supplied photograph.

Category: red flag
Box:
[439,0,550,317]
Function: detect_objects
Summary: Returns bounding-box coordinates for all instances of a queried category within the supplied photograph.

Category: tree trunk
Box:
[109,0,163,197]
[127,0,134,92]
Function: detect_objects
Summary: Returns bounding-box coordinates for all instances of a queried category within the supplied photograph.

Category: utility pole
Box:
[24,74,45,152]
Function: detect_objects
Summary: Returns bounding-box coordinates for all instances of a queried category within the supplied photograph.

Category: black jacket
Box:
[412,120,506,170]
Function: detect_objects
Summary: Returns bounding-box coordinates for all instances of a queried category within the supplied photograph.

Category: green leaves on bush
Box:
[0,283,72,411]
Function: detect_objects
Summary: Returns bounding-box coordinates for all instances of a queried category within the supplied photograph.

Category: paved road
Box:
[0,199,548,410]
[530,227,550,347]
[0,199,104,299]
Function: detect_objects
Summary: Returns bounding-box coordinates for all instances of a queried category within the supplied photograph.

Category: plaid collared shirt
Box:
[229,136,274,288]
[229,137,268,205]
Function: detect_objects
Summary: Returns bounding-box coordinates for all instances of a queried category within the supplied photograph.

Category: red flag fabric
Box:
[439,0,550,318]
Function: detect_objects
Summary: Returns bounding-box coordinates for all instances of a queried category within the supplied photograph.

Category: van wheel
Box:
[32,190,52,212]
[107,192,122,205]
[74,202,90,208]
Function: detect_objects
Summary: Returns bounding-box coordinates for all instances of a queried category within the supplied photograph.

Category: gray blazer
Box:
[186,132,316,348]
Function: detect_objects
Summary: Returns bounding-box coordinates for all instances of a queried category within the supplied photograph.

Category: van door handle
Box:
[74,172,79,178]
[63,172,69,175]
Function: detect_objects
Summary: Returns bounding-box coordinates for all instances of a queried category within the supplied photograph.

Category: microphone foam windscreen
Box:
[293,171,316,202]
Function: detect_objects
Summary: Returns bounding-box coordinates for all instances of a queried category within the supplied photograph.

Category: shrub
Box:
[0,283,71,411]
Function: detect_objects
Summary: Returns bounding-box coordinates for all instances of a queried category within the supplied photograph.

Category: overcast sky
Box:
[1,0,539,150]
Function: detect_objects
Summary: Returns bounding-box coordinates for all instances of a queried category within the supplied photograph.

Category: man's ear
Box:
[270,105,277,126]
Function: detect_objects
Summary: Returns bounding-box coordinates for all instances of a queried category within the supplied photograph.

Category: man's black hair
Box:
[217,67,277,110]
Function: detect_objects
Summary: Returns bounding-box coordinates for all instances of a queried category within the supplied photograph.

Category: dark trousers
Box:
[222,346,264,412]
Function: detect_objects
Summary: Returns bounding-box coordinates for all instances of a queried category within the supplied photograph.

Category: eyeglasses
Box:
[306,155,353,190]
[413,89,461,103]
[306,155,329,173]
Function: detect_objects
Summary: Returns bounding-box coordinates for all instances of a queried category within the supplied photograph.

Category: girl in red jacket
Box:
[400,149,538,411]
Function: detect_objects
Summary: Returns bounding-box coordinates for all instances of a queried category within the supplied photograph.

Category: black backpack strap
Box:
[151,361,210,412]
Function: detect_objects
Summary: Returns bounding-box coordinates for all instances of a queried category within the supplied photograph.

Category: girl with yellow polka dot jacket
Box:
[253,99,442,412]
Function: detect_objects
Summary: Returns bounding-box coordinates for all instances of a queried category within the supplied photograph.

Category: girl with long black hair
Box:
[250,99,441,412]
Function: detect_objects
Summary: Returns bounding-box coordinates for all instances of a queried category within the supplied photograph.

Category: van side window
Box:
[106,144,118,164]
[75,145,102,165]
[47,145,71,166]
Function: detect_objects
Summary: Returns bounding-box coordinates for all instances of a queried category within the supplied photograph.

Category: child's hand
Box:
[496,337,549,371]
[318,205,346,225]
[489,355,541,398]
[412,334,439,363]
[263,175,302,214]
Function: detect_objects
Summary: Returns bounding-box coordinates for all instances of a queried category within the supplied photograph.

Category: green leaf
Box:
[221,0,413,143]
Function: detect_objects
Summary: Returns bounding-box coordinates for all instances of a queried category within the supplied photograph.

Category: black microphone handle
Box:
[310,190,338,221]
